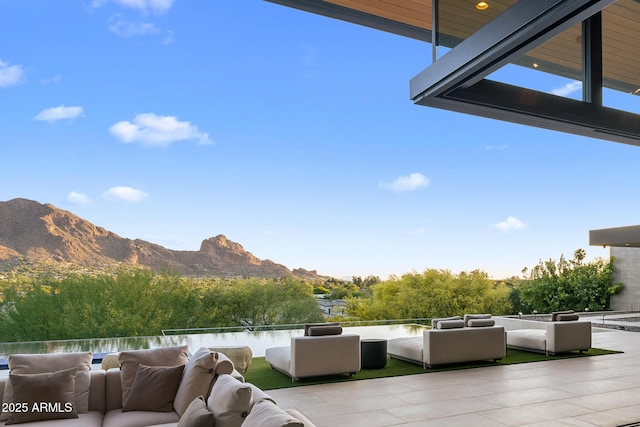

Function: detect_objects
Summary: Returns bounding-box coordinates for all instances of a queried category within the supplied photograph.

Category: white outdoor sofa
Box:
[498,311,592,355]
[387,315,506,368]
[264,323,361,381]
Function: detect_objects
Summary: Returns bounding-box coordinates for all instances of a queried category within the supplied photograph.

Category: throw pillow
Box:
[243,399,303,427]
[122,364,185,412]
[436,319,466,329]
[551,310,575,321]
[214,352,235,375]
[431,316,461,329]
[467,318,496,327]
[206,374,253,427]
[248,384,276,405]
[173,348,219,416]
[1,352,92,422]
[306,325,342,336]
[119,345,189,405]
[177,396,213,427]
[463,314,491,327]
[556,313,580,321]
[6,367,78,425]
[303,322,339,336]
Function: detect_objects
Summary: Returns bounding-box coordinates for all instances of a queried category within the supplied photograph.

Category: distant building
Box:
[317,299,347,317]
[590,225,640,311]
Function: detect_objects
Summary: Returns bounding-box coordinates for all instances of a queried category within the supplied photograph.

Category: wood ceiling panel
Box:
[437,0,514,42]
[602,2,640,92]
[324,0,430,29]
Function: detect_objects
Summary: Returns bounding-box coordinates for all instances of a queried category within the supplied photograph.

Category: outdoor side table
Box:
[360,338,387,369]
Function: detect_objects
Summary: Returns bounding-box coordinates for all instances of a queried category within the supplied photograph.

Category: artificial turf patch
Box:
[243,347,622,390]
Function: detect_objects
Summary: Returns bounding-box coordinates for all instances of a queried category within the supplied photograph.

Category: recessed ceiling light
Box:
[476,2,489,10]
[533,63,539,68]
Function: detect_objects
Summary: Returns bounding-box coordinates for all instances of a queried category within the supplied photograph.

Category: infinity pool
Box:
[0,324,429,369]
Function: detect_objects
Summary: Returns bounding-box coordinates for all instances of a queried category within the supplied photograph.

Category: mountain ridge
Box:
[0,198,325,280]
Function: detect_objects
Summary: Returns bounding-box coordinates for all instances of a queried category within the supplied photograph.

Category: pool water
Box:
[0,324,428,369]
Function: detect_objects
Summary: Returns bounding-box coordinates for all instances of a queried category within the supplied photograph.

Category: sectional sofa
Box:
[387,314,506,368]
[0,346,314,427]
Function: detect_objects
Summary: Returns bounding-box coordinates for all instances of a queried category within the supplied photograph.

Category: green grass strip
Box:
[244,348,621,390]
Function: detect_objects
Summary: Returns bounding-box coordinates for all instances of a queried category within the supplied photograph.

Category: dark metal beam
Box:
[582,12,603,105]
[410,0,614,101]
[409,0,640,147]
[425,79,640,145]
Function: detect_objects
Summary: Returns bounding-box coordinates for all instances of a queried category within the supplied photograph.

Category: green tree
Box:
[518,249,623,313]
[346,269,512,321]
[223,278,323,328]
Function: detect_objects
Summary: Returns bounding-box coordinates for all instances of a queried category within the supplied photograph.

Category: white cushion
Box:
[173,348,218,416]
[243,399,303,427]
[206,374,252,427]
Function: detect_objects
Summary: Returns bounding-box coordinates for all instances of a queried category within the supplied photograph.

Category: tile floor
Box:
[268,328,640,426]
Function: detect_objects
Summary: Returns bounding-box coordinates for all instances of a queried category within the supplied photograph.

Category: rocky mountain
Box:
[0,198,325,279]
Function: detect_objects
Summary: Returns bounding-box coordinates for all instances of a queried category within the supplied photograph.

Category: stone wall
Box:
[610,246,640,311]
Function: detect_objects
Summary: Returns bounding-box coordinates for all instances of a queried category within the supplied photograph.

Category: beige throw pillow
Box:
[177,396,214,427]
[6,367,78,425]
[119,345,189,406]
[243,400,303,427]
[214,352,235,375]
[173,348,219,416]
[206,374,253,427]
[1,352,92,422]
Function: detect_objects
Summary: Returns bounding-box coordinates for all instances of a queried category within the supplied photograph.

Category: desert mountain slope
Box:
[0,198,324,279]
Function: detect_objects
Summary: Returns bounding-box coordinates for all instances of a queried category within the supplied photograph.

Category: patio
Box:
[265,328,640,426]
[1,320,638,425]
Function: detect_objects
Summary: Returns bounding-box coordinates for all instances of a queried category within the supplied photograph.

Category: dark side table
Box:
[360,338,387,369]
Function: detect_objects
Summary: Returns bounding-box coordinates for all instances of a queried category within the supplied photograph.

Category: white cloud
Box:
[67,192,91,205]
[493,216,527,232]
[34,105,84,122]
[551,80,582,97]
[109,113,213,147]
[92,0,175,14]
[0,59,24,87]
[380,172,430,192]
[103,186,148,202]
[109,20,159,37]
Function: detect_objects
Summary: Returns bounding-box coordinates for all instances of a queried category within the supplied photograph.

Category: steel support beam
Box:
[410,0,640,146]
[582,12,603,105]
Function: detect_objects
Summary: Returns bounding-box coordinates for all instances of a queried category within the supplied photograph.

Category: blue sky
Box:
[1,0,638,280]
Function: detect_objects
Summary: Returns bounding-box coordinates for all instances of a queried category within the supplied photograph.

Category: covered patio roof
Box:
[266,0,640,146]
[590,225,640,247]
